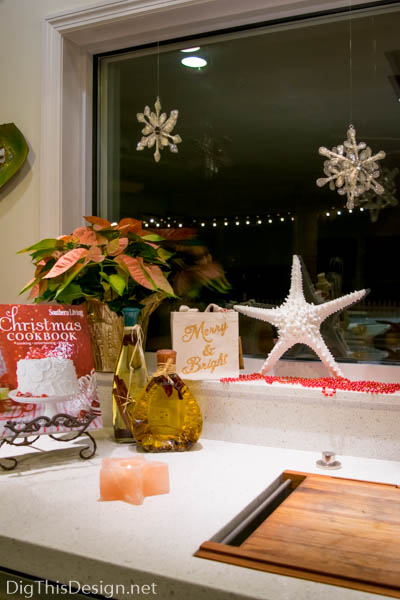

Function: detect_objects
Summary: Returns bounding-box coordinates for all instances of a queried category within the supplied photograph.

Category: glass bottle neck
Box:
[122,327,138,344]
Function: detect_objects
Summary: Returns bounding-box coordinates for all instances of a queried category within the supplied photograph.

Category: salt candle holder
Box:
[100,456,169,505]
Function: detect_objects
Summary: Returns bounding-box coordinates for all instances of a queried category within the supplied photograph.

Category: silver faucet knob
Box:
[322,451,335,463]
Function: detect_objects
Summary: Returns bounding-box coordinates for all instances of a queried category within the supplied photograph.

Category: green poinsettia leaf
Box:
[54,263,86,299]
[109,273,126,296]
[48,280,61,292]
[34,289,55,303]
[56,283,83,304]
[19,277,38,295]
[116,266,129,284]
[126,242,158,261]
[36,258,56,277]
[18,238,60,254]
[0,123,29,189]
[186,284,202,300]
[31,249,58,262]
[99,271,110,282]
[141,234,164,242]
[157,248,173,263]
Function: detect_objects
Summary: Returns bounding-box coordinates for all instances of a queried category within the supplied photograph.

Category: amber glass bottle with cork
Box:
[131,349,202,452]
[112,307,147,442]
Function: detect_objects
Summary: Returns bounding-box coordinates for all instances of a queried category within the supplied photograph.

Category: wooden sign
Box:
[196,471,400,598]
[171,307,239,380]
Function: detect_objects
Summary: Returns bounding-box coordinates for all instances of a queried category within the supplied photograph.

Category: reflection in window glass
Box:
[96,4,400,363]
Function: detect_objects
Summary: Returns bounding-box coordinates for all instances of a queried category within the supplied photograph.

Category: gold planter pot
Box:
[86,301,124,372]
[86,294,166,372]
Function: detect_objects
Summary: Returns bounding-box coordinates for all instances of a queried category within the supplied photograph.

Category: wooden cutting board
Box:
[195,471,400,598]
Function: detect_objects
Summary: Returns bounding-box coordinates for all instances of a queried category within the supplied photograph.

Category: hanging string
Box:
[154,359,175,383]
[157,41,160,100]
[115,324,148,414]
[348,0,353,125]
[371,16,377,84]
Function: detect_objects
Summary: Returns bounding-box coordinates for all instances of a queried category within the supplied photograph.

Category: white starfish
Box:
[234,255,367,378]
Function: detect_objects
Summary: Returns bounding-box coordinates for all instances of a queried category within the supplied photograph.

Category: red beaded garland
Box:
[220,373,400,395]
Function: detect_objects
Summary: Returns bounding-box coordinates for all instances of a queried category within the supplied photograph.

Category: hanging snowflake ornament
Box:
[136,97,182,163]
[359,167,399,222]
[316,125,386,210]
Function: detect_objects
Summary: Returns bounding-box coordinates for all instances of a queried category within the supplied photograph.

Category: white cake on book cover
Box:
[16,343,79,397]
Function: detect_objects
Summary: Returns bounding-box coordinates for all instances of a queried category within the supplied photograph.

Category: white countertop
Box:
[0,433,399,600]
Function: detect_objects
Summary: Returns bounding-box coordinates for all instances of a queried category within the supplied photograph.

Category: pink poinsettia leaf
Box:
[155,228,196,241]
[115,255,154,290]
[85,246,105,263]
[73,227,107,246]
[43,248,89,279]
[57,234,76,243]
[28,283,40,300]
[116,218,142,233]
[39,280,48,295]
[107,237,129,256]
[192,262,225,280]
[72,227,98,245]
[84,216,111,231]
[140,260,174,295]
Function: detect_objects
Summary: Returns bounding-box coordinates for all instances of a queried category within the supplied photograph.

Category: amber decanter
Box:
[131,349,202,452]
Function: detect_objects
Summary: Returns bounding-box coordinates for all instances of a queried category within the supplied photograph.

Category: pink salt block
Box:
[102,456,146,469]
[99,456,169,505]
[143,461,170,497]
[100,461,144,505]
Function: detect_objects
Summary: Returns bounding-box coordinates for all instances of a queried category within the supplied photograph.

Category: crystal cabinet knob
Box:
[316,451,342,470]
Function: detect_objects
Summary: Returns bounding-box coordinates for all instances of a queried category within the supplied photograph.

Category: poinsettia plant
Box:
[156,228,231,299]
[19,216,176,313]
[19,216,231,314]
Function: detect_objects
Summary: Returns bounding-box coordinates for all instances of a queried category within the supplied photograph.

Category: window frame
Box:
[42,0,375,238]
[41,0,400,379]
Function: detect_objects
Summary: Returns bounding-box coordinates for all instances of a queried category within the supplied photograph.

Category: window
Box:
[95,2,400,364]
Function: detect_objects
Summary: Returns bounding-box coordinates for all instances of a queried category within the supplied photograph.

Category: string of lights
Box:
[141,206,367,228]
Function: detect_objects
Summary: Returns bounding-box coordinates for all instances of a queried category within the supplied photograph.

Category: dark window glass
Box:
[96,4,400,364]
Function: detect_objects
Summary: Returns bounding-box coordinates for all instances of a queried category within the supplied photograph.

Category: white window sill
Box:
[96,355,400,461]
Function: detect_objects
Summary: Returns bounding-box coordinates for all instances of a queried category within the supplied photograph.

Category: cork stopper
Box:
[156,349,177,365]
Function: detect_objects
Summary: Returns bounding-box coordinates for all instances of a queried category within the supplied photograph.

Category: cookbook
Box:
[0,304,102,437]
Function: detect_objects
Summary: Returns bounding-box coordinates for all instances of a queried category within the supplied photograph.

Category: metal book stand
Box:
[0,412,97,470]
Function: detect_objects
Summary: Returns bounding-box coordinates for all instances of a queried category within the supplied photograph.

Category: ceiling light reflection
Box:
[181,47,200,53]
[181,56,207,68]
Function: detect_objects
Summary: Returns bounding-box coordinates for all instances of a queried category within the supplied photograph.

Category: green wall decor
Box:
[0,123,29,189]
